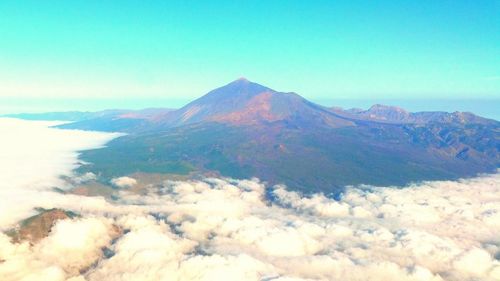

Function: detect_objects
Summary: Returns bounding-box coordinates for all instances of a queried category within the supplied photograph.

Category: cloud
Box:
[0,217,115,281]
[71,172,97,185]
[110,177,137,188]
[0,118,121,228]
[0,118,499,281]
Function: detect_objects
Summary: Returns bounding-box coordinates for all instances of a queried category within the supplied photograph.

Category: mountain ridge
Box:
[5,78,498,194]
[6,78,496,129]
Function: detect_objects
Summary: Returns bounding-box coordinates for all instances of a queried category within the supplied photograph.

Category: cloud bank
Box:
[0,118,499,281]
[0,118,121,228]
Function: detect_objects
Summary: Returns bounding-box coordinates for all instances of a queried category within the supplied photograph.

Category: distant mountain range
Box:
[7,78,499,194]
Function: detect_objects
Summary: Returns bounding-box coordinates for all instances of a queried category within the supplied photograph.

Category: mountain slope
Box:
[56,108,174,132]
[68,79,499,194]
[149,78,355,129]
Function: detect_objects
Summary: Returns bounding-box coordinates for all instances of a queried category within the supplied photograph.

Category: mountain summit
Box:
[160,78,353,127]
[170,78,277,125]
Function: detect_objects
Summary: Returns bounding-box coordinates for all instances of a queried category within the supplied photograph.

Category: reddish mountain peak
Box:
[129,78,354,128]
[169,79,278,125]
[236,77,250,82]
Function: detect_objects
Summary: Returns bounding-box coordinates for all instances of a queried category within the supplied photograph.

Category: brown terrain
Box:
[7,209,76,244]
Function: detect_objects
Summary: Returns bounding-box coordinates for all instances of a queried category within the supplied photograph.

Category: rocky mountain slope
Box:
[45,78,498,194]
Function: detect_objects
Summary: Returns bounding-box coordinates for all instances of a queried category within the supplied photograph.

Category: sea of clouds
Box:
[0,118,499,281]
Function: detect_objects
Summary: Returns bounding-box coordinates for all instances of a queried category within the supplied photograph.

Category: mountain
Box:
[9,79,499,194]
[59,78,355,132]
[331,104,498,125]
[154,78,354,128]
[6,209,77,244]
[51,108,175,132]
[332,104,414,123]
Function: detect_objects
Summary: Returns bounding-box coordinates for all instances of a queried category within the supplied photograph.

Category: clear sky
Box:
[0,1,499,110]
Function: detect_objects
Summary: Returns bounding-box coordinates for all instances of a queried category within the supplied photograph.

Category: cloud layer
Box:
[0,118,499,281]
[0,118,121,227]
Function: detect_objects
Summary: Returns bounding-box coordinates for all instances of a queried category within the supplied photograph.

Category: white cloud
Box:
[453,248,494,277]
[0,118,121,228]
[0,118,499,281]
[110,177,137,188]
[71,172,97,184]
[0,218,115,281]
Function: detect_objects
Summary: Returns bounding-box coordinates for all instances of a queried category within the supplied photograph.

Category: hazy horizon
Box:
[2,96,499,121]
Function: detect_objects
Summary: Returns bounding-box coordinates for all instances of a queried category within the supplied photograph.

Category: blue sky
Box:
[0,1,499,111]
